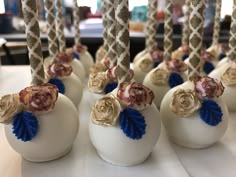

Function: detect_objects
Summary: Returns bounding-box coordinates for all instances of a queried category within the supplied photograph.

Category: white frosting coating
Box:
[209,61,236,112]
[89,89,161,166]
[160,81,229,148]
[62,73,83,107]
[133,50,147,64]
[216,57,229,68]
[80,51,94,76]
[87,92,104,108]
[4,94,79,162]
[133,52,153,83]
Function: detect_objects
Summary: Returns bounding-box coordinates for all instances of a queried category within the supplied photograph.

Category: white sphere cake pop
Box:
[143,59,188,108]
[44,52,86,82]
[160,77,228,148]
[133,49,163,83]
[46,62,83,107]
[89,82,161,166]
[2,84,79,162]
[72,44,94,76]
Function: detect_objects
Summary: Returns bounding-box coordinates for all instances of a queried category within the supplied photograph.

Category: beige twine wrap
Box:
[228,0,236,61]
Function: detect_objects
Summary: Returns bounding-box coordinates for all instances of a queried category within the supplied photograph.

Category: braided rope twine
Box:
[146,0,157,52]
[45,0,58,59]
[102,0,109,51]
[116,0,130,83]
[228,0,236,61]
[106,0,117,67]
[21,0,45,85]
[182,0,191,46]
[56,0,66,52]
[164,0,173,61]
[212,0,222,45]
[73,0,80,46]
[188,0,205,80]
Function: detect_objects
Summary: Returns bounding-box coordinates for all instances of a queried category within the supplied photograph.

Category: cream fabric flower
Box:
[91,94,121,126]
[151,68,169,85]
[88,72,107,93]
[0,94,21,124]
[170,89,201,117]
[221,67,236,86]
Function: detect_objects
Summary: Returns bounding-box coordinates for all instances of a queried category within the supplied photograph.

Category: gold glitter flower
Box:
[88,72,107,93]
[151,68,169,85]
[170,89,201,117]
[91,94,121,126]
[0,94,22,124]
[139,57,153,72]
[90,63,107,74]
[221,67,236,86]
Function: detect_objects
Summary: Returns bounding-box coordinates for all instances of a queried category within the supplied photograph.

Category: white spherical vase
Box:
[4,92,79,162]
[160,80,229,148]
[89,83,161,166]
[143,60,188,108]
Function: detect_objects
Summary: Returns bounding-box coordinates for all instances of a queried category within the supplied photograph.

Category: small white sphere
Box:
[5,94,79,162]
[160,81,229,148]
[80,51,94,76]
[89,89,161,166]
[62,73,83,107]
[133,50,147,64]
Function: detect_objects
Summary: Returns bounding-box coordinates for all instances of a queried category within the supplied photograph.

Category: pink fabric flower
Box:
[56,52,74,63]
[166,59,188,73]
[117,82,154,110]
[106,66,134,83]
[201,51,214,62]
[19,83,58,113]
[47,62,73,78]
[150,49,164,62]
[194,76,224,99]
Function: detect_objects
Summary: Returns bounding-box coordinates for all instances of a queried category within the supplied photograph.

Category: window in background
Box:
[0,0,5,14]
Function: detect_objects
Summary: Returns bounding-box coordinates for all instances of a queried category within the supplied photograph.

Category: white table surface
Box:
[0,66,235,177]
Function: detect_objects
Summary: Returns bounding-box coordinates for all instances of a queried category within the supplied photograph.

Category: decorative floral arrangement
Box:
[88,66,134,94]
[90,57,110,74]
[150,48,164,67]
[55,52,74,63]
[72,44,88,60]
[47,62,73,94]
[0,84,58,142]
[172,45,189,61]
[91,82,154,140]
[151,59,188,88]
[201,51,215,74]
[221,66,236,86]
[170,76,224,126]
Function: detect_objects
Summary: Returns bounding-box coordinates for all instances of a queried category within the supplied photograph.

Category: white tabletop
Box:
[0,66,235,177]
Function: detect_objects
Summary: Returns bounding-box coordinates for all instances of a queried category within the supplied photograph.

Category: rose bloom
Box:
[151,68,169,85]
[170,89,201,117]
[106,66,134,83]
[221,67,236,86]
[47,62,73,78]
[91,94,121,126]
[201,51,214,62]
[88,72,107,93]
[0,94,21,124]
[56,52,74,63]
[90,63,107,74]
[100,56,111,68]
[194,76,224,99]
[73,44,87,53]
[151,49,164,63]
[19,83,58,113]
[166,59,188,73]
[117,82,154,110]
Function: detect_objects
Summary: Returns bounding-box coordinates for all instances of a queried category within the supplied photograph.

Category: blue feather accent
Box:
[153,61,161,68]
[200,100,223,126]
[12,112,39,142]
[203,61,215,74]
[73,52,80,60]
[219,53,226,60]
[48,78,65,94]
[168,72,184,88]
[120,108,146,140]
[182,54,189,61]
[104,82,118,94]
